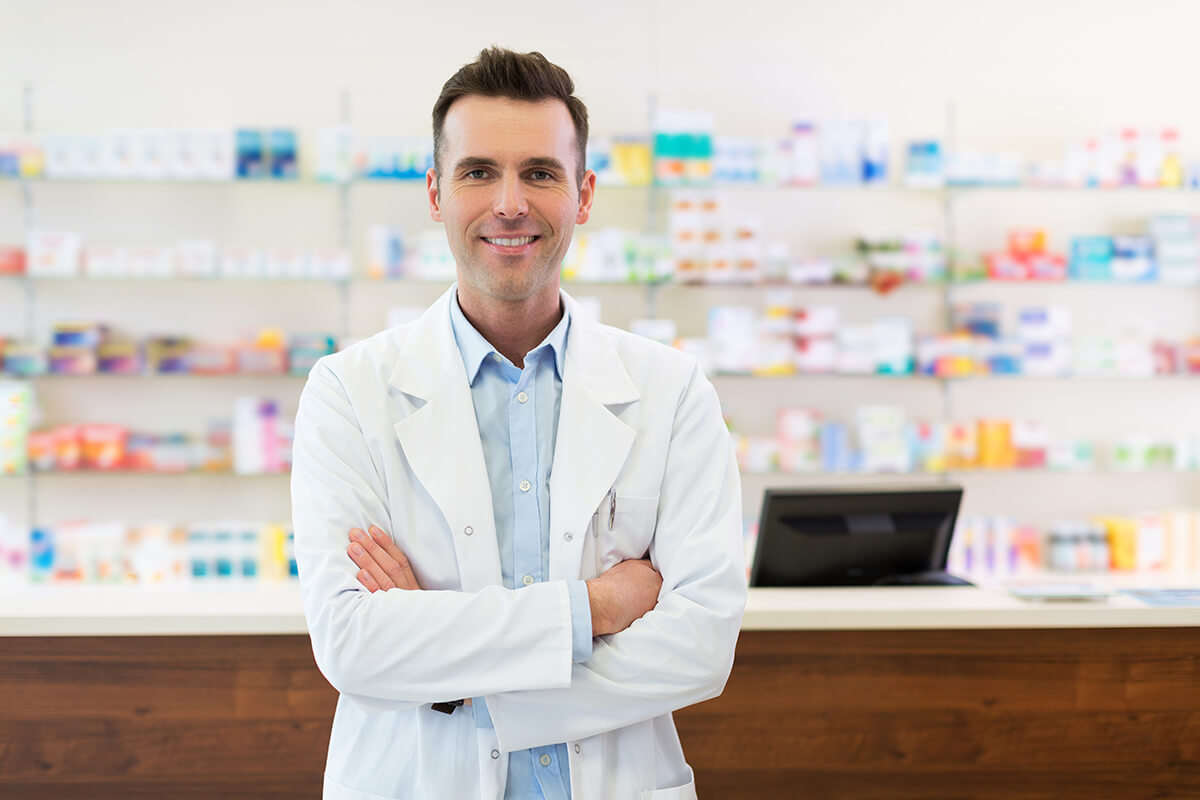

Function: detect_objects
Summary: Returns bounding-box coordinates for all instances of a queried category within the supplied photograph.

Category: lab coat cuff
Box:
[567,579,594,663]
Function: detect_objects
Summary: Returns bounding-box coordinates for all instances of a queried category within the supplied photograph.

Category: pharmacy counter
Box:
[1,583,1198,636]
[3,586,1198,800]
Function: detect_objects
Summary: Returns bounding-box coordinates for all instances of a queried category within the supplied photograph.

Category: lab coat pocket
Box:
[323,773,407,800]
[596,494,659,572]
[640,776,698,800]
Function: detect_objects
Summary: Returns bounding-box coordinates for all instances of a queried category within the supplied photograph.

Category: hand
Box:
[347,525,422,591]
[586,557,663,637]
[346,526,470,707]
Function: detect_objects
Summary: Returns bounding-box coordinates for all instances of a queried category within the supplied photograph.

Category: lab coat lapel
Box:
[549,293,640,582]
[389,288,502,593]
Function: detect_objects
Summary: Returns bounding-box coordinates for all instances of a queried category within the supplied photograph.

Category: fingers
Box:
[356,566,382,592]
[347,526,421,591]
[348,528,395,591]
[368,525,421,589]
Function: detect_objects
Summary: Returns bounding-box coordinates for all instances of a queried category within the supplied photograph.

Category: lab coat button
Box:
[464,526,474,536]
[574,744,581,754]
[540,754,552,767]
[563,531,573,542]
[491,749,500,760]
[522,574,534,586]
[519,480,531,492]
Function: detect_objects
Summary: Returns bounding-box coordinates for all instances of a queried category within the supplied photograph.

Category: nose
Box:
[493,174,528,218]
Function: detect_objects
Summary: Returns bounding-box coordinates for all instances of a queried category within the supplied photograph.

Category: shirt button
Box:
[491,749,500,760]
[463,525,473,536]
[540,754,552,767]
[522,574,534,586]
[574,744,581,754]
[519,480,531,492]
[517,391,529,403]
[563,531,573,542]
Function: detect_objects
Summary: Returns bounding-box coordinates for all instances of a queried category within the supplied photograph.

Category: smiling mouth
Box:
[482,236,540,247]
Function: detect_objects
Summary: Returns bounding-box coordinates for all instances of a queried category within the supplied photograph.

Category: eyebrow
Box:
[453,156,568,174]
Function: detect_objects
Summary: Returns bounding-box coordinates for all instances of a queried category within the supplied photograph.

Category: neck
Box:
[456,287,563,369]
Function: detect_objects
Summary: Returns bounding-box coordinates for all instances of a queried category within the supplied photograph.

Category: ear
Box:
[575,169,597,225]
[427,168,442,222]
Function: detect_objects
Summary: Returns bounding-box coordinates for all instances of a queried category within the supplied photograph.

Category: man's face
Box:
[428,95,595,313]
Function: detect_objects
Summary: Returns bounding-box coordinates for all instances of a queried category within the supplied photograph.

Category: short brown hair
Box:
[432,47,589,190]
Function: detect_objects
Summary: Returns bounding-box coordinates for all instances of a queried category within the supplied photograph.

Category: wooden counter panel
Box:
[1,628,1198,799]
[680,628,1200,799]
[688,768,1200,800]
[0,636,333,798]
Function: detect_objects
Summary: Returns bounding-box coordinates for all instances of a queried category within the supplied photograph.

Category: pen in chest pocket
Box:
[608,486,617,531]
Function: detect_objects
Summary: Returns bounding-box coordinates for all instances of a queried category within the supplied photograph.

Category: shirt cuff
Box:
[567,579,594,663]
[472,696,494,729]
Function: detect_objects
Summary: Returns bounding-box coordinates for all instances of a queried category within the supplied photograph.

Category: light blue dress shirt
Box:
[450,289,592,800]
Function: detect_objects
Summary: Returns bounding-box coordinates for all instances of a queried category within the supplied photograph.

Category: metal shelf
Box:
[8,175,1199,193]
[26,470,289,478]
[18,373,308,380]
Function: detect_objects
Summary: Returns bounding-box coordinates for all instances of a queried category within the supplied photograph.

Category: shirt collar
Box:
[449,285,569,385]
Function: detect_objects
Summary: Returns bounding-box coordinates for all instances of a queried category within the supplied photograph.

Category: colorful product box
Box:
[235,129,266,179]
[1110,235,1156,281]
[954,303,1001,338]
[1069,236,1114,280]
[0,382,31,475]
[97,342,141,374]
[236,345,287,375]
[1012,421,1049,468]
[145,337,191,374]
[977,419,1016,469]
[48,347,97,375]
[1026,254,1068,281]
[2,343,45,377]
[52,321,106,349]
[266,129,298,179]
[27,430,54,471]
[911,421,946,473]
[188,344,236,375]
[0,246,25,275]
[944,422,978,470]
[80,424,127,470]
[27,231,82,277]
[287,334,337,376]
[1008,228,1047,257]
[52,426,83,470]
[819,421,853,473]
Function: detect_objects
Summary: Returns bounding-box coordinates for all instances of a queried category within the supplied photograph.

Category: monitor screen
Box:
[750,485,963,587]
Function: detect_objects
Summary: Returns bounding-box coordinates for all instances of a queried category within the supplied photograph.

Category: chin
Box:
[464,267,558,304]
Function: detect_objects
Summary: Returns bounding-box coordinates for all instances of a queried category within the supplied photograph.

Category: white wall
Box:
[3,0,1200,531]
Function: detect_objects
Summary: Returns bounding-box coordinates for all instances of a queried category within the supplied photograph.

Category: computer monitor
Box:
[750,485,963,587]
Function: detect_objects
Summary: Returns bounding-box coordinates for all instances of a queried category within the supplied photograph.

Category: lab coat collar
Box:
[388,285,641,588]
[387,286,640,407]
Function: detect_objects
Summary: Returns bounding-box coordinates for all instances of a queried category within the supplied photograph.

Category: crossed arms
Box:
[292,359,746,752]
[348,523,664,637]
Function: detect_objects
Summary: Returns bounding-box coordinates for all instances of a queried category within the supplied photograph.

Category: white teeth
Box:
[485,236,535,247]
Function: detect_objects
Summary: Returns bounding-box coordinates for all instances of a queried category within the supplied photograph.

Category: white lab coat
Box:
[292,287,746,800]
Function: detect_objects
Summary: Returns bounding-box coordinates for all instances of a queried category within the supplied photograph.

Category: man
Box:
[292,47,746,800]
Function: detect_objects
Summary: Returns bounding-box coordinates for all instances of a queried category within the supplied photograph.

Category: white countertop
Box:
[2,582,1198,636]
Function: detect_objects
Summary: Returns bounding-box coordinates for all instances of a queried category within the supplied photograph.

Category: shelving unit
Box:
[5,86,1200,545]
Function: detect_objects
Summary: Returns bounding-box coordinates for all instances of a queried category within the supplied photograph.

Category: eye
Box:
[529,170,554,181]
[465,169,489,180]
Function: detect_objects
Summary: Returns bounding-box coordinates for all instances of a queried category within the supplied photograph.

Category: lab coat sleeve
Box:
[292,361,574,712]
[483,363,748,752]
